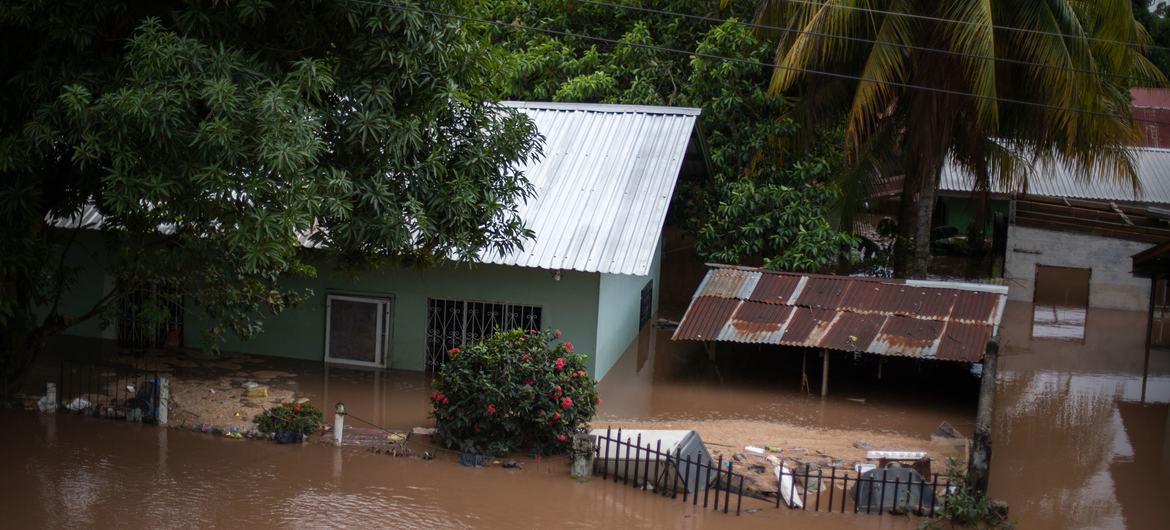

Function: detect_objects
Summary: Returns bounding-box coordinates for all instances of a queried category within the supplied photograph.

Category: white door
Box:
[325,295,391,368]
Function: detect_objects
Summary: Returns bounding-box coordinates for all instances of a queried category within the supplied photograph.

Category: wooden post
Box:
[1143,275,1157,403]
[968,338,999,494]
[821,350,830,398]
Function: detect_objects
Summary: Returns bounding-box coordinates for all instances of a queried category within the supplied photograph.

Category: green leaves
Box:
[0,1,541,361]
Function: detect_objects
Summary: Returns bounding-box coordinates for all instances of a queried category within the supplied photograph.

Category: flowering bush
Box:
[432,328,600,456]
[255,402,323,436]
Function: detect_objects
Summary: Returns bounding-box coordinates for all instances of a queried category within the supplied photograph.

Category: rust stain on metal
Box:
[673,264,1008,362]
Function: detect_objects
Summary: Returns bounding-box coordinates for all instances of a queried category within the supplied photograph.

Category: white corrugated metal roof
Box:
[940,147,1170,205]
[478,101,699,275]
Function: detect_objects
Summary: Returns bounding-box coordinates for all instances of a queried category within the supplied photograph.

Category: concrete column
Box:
[968,338,999,494]
[334,402,347,446]
[157,377,169,426]
[43,382,58,413]
[570,433,597,480]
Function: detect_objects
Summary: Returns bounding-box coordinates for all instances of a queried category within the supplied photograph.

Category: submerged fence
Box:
[59,360,162,423]
[592,428,957,519]
[593,428,747,516]
[773,458,953,517]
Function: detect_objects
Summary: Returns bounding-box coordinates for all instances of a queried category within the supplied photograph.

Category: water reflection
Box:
[991,302,1170,530]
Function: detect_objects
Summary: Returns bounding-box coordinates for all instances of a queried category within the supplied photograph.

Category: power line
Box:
[346,0,1169,127]
[577,0,1159,85]
[762,0,1170,53]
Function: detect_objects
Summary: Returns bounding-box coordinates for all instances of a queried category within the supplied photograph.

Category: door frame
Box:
[324,294,393,368]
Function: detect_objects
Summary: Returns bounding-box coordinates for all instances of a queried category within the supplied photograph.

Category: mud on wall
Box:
[1004,224,1154,311]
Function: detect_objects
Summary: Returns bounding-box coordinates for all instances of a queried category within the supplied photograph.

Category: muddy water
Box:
[990,302,1170,530]
[1,410,917,529]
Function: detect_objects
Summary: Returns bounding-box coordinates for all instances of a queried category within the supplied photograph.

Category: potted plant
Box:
[255,402,323,444]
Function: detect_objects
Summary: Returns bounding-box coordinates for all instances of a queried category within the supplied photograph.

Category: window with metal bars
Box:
[639,280,653,329]
[425,298,542,370]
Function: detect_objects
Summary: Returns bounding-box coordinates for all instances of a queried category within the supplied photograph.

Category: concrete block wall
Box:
[1003,224,1154,311]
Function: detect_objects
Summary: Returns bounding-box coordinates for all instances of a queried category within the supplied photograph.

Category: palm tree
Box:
[746,0,1164,277]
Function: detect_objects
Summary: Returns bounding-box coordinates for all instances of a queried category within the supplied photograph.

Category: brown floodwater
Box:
[5,299,1169,528]
[0,410,921,529]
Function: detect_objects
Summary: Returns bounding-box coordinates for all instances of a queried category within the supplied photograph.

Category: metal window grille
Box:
[425,298,542,370]
[117,281,183,349]
[639,281,653,329]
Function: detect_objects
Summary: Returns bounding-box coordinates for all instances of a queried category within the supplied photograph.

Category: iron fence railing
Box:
[59,360,161,423]
[773,457,954,517]
[593,427,747,516]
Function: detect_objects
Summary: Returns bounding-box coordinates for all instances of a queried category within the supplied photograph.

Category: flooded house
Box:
[50,101,705,381]
[936,149,1170,341]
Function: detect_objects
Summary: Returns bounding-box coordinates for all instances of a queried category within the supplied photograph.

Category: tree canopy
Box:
[476,0,857,271]
[752,0,1164,277]
[0,0,542,393]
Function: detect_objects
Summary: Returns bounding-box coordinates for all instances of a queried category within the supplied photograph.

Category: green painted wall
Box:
[938,196,1010,232]
[185,256,601,372]
[593,236,662,381]
[39,231,116,340]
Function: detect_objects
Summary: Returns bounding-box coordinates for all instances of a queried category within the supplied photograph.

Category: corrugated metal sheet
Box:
[478,101,699,275]
[940,147,1170,206]
[50,102,699,276]
[672,265,1009,362]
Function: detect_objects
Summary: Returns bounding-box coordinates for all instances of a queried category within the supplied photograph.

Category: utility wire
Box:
[760,0,1170,53]
[577,0,1160,85]
[347,0,1170,127]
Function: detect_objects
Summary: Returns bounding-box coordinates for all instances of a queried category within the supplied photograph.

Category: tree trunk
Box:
[893,171,919,278]
[910,172,938,279]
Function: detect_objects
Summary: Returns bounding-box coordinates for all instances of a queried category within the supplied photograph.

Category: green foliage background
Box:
[475,0,857,272]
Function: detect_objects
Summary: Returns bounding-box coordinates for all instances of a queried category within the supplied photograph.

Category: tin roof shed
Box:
[672,265,1008,363]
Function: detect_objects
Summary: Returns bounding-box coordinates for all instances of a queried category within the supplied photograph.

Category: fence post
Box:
[41,382,58,413]
[571,433,597,480]
[969,338,999,494]
[334,402,346,446]
[157,377,169,426]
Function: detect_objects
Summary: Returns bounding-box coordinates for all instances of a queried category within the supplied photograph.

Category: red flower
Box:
[557,433,568,442]
[562,342,574,353]
[551,412,561,421]
[521,353,531,361]
[486,403,497,416]
[554,329,562,338]
[442,397,449,405]
[560,397,573,410]
[293,403,302,412]
[554,385,562,394]
[529,328,538,335]
[449,347,460,356]
[596,397,603,405]
[555,358,565,370]
[523,378,534,386]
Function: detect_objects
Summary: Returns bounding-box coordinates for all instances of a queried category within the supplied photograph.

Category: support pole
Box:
[1143,275,1156,403]
[157,377,169,426]
[821,350,830,398]
[334,402,347,447]
[969,338,999,494]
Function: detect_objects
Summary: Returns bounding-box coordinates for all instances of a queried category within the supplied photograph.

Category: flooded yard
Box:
[3,301,1168,528]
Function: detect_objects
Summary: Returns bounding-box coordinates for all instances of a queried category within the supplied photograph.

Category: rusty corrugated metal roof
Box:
[672,265,1009,362]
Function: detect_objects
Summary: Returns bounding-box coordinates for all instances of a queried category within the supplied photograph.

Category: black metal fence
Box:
[593,427,747,516]
[59,360,162,423]
[771,457,953,517]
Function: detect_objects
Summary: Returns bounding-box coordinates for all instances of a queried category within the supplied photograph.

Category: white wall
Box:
[1004,224,1155,311]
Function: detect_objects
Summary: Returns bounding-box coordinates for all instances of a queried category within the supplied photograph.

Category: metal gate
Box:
[425,298,541,370]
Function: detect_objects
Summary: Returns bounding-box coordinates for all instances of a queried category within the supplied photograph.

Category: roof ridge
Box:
[500,100,702,116]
